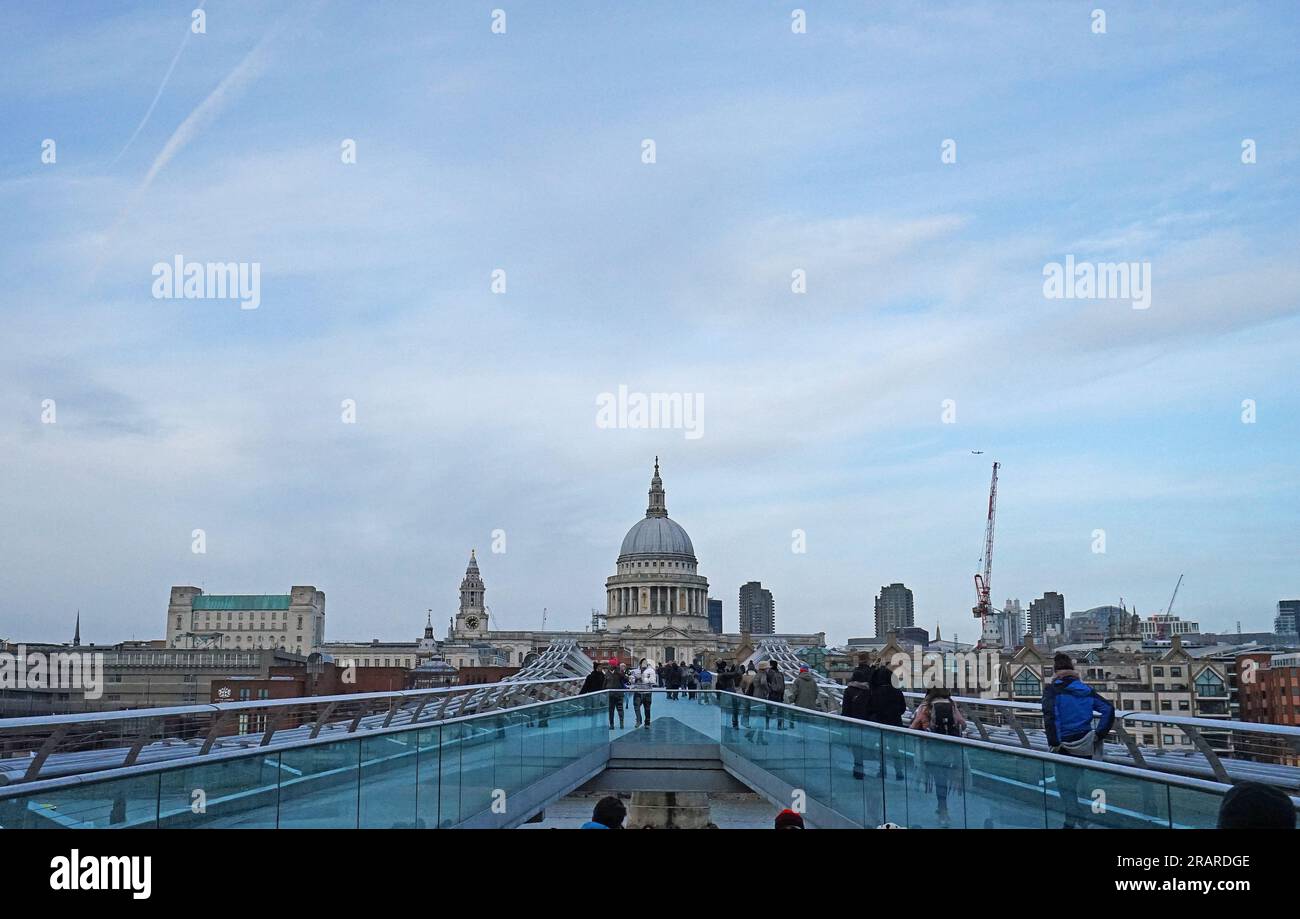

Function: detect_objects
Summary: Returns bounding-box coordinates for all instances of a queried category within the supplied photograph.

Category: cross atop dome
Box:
[647,457,667,518]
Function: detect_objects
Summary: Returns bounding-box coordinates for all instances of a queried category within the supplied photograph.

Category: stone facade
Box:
[166,586,325,654]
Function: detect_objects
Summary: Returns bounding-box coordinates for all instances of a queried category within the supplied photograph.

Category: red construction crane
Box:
[973,462,1000,624]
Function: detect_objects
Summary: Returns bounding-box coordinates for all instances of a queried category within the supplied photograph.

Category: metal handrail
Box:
[0,691,595,801]
[716,690,1300,804]
[0,678,580,733]
[894,690,1299,738]
[5,689,1292,812]
[0,638,597,787]
[743,639,1300,753]
[0,676,584,786]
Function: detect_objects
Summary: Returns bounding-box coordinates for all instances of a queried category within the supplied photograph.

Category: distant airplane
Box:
[971,450,984,454]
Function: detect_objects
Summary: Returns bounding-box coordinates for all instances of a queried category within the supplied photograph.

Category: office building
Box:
[739,581,775,634]
[874,583,915,638]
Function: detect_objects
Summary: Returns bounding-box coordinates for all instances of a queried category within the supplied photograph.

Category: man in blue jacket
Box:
[1042,652,1115,755]
[581,796,626,829]
[1042,652,1115,827]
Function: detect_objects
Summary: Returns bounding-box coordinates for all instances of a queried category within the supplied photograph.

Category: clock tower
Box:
[453,550,489,637]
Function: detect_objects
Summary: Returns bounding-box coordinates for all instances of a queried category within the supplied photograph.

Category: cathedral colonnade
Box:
[608,585,709,616]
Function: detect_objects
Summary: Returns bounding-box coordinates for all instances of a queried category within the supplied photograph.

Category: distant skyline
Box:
[2,3,1298,648]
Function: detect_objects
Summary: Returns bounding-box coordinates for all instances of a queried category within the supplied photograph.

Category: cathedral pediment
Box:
[645,626,694,640]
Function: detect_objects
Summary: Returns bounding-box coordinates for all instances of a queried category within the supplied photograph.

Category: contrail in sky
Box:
[106,0,208,168]
[136,12,293,194]
[94,5,307,275]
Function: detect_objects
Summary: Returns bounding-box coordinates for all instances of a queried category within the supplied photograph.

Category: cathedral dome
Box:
[615,457,696,560]
[607,458,709,626]
[620,515,694,558]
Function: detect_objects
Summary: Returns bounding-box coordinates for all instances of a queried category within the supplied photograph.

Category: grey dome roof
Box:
[620,516,695,558]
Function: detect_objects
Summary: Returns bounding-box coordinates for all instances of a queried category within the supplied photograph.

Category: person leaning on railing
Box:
[1042,652,1116,829]
[1041,652,1115,759]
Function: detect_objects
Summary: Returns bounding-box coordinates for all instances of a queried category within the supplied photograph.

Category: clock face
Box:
[465,616,480,630]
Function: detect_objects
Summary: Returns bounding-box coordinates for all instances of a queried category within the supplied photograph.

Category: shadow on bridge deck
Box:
[579,712,751,794]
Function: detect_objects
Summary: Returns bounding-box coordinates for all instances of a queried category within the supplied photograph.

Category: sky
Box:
[1,1,1298,648]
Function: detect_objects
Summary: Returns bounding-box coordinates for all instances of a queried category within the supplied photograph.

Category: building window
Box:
[1012,671,1040,697]
[1195,671,1225,697]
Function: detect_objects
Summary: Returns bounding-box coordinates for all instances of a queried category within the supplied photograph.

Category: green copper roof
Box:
[192,595,291,611]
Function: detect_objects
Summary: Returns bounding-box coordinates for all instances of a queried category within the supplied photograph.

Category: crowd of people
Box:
[833,650,1119,826]
[582,656,824,731]
[575,650,1297,830]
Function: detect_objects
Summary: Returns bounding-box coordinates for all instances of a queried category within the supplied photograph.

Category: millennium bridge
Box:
[2,641,1297,829]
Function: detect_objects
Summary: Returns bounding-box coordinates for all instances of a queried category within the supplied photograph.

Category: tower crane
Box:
[1165,574,1183,617]
[973,462,1000,643]
[1157,574,1184,639]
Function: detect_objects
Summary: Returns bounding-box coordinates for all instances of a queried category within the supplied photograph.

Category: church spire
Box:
[646,456,668,518]
[73,610,81,646]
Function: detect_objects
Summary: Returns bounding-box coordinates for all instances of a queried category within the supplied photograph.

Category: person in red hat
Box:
[774,808,805,829]
[790,664,819,710]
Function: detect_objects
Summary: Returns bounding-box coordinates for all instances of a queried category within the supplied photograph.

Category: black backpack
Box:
[929,699,961,736]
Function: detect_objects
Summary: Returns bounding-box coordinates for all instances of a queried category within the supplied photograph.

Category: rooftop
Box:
[192,594,291,611]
